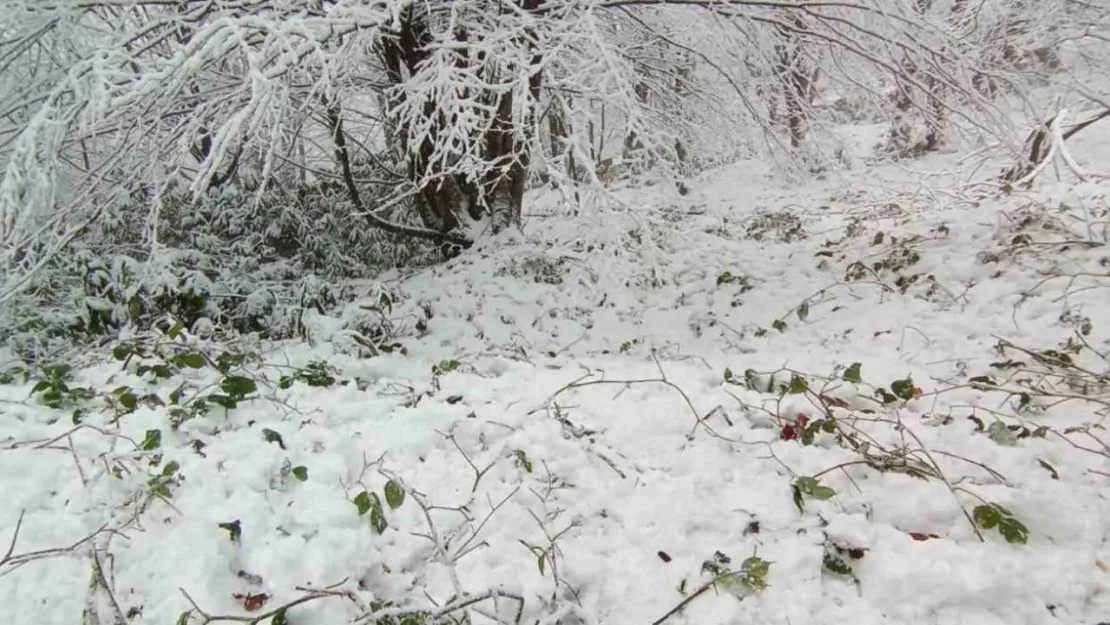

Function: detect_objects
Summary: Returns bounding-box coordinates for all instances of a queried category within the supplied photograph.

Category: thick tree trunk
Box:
[375,1,543,238]
[773,11,816,149]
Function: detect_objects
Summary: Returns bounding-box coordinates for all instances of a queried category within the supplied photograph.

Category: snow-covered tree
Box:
[0,0,1103,303]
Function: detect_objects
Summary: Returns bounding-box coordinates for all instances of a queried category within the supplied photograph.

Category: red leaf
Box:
[233,593,269,612]
[796,414,810,428]
[908,532,940,541]
[780,425,797,441]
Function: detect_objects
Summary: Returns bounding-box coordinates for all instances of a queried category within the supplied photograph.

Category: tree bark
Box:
[375,1,544,238]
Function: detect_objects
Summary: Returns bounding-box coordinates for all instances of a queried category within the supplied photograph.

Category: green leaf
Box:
[261,429,286,450]
[40,388,63,409]
[354,491,372,516]
[216,352,247,374]
[112,343,132,361]
[169,385,185,405]
[796,476,836,500]
[512,449,533,473]
[221,375,257,398]
[173,352,206,369]
[162,460,180,477]
[166,321,185,340]
[366,492,387,534]
[744,369,760,391]
[792,484,804,513]
[801,428,815,446]
[843,362,862,384]
[148,364,174,379]
[823,551,852,576]
[300,362,338,387]
[291,466,308,481]
[890,377,915,401]
[118,391,138,411]
[176,610,193,625]
[1037,459,1059,480]
[537,553,546,576]
[435,359,459,374]
[218,520,242,543]
[168,408,189,430]
[787,375,808,395]
[0,366,28,385]
[125,295,140,321]
[270,608,288,625]
[1017,392,1033,411]
[796,301,809,321]
[810,485,836,500]
[739,556,770,590]
[41,363,72,380]
[140,429,162,451]
[148,476,172,499]
[384,480,405,509]
[772,319,787,333]
[986,421,1018,446]
[973,505,1001,530]
[278,376,294,390]
[207,393,238,409]
[741,556,770,578]
[998,516,1029,544]
[71,387,96,402]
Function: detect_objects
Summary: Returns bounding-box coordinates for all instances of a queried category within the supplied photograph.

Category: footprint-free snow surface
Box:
[3,153,1110,625]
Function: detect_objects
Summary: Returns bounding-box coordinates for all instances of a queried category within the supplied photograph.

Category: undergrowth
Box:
[2,177,1108,624]
[1,182,438,362]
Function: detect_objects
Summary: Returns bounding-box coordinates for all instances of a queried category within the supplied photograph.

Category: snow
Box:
[3,140,1110,625]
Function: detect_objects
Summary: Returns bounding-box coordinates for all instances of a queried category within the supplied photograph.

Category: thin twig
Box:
[650,570,741,625]
[178,587,336,624]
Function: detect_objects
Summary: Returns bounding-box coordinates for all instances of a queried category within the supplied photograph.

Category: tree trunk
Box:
[773,11,816,149]
[375,1,544,238]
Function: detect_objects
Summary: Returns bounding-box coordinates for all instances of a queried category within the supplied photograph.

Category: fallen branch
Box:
[0,510,112,577]
[1004,110,1065,188]
[534,351,722,440]
[649,570,742,625]
[1000,107,1110,187]
[178,586,346,625]
[353,590,525,624]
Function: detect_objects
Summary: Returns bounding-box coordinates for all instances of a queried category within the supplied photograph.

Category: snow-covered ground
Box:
[2,134,1110,625]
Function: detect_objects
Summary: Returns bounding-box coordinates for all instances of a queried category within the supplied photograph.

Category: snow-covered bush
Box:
[0,183,424,360]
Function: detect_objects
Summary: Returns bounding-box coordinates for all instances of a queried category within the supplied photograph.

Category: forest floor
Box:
[2,124,1110,625]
